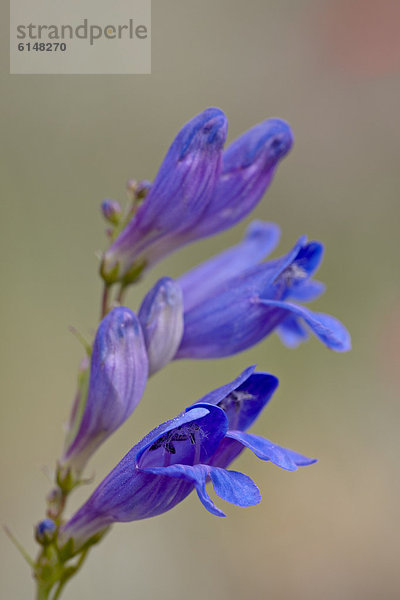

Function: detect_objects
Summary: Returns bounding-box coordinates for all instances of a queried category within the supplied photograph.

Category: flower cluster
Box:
[30,107,350,597]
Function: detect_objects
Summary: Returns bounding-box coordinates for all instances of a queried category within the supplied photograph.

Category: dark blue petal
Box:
[192,367,278,429]
[137,404,228,468]
[178,221,280,312]
[260,235,309,283]
[261,240,322,300]
[226,431,317,471]
[206,437,244,471]
[287,280,326,302]
[139,277,184,375]
[215,373,279,432]
[259,299,351,352]
[139,463,226,517]
[209,467,261,507]
[293,241,324,278]
[204,372,279,470]
[141,464,261,517]
[276,315,309,348]
[194,366,256,406]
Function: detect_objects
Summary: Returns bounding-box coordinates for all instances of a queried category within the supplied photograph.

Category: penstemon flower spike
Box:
[6,108,350,599]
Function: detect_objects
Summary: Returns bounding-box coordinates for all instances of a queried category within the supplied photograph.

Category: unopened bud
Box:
[35,519,57,545]
[126,178,138,194]
[139,277,184,375]
[46,487,63,519]
[135,180,151,199]
[101,199,122,225]
[126,179,151,203]
[60,307,148,474]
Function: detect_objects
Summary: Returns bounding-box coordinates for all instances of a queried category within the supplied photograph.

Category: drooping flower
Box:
[174,222,351,360]
[60,367,315,551]
[100,109,293,283]
[60,307,148,475]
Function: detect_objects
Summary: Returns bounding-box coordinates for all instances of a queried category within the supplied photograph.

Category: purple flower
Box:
[101,109,292,283]
[101,108,228,283]
[174,222,351,360]
[185,117,293,240]
[60,307,148,475]
[60,367,315,551]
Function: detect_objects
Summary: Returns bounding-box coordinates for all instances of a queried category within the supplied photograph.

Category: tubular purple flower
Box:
[60,307,148,475]
[175,227,351,359]
[138,277,184,375]
[139,221,280,376]
[140,118,293,268]
[188,118,294,240]
[60,368,315,551]
[101,108,228,283]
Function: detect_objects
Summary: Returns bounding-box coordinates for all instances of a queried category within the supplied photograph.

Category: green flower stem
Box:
[34,531,93,600]
[52,549,89,600]
[101,282,112,319]
[36,581,52,600]
[116,283,128,306]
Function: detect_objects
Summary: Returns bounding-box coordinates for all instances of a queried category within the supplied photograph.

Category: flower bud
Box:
[130,179,151,200]
[101,199,122,225]
[129,119,294,268]
[35,519,57,545]
[61,307,148,474]
[101,107,227,282]
[139,277,184,375]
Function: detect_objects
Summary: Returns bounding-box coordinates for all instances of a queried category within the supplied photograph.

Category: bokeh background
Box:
[1,1,400,598]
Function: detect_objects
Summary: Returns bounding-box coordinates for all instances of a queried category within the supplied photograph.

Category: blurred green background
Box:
[1,1,400,598]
